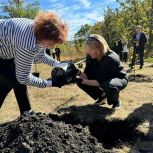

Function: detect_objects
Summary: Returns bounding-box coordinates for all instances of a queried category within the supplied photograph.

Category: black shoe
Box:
[94,94,107,105]
[112,100,121,110]
[140,66,143,69]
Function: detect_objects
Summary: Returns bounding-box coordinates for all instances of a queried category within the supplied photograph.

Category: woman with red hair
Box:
[0,12,68,115]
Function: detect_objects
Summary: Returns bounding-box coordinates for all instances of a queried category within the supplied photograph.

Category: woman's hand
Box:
[82,79,100,86]
[77,71,88,79]
[75,77,100,87]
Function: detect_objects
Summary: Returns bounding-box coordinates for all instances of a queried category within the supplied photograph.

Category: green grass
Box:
[145,57,153,63]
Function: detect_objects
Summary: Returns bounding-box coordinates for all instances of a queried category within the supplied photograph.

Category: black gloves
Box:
[51,67,65,78]
[51,77,67,88]
[50,60,86,87]
[51,61,79,84]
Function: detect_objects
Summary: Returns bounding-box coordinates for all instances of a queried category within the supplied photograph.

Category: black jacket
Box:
[132,32,148,47]
[84,51,128,86]
[117,40,123,52]
[55,48,61,56]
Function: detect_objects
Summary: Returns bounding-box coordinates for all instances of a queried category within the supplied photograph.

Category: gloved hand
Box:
[51,77,67,88]
[51,61,79,84]
[51,67,65,78]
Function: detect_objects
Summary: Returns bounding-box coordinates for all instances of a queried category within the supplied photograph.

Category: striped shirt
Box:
[0,18,60,88]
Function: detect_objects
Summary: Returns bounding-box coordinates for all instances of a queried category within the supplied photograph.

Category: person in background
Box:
[51,48,56,59]
[76,34,128,110]
[46,48,51,56]
[55,47,61,61]
[117,39,123,61]
[0,12,68,116]
[130,25,148,69]
[112,41,119,55]
[122,38,129,63]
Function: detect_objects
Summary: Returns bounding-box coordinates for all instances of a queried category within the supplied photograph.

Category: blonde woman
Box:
[76,34,128,109]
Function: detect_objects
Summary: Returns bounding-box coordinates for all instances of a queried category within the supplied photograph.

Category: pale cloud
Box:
[56,11,103,40]
[84,9,104,21]
[43,0,117,40]
[65,12,104,40]
[45,0,59,3]
[77,0,91,8]
[47,3,65,10]
[47,6,72,18]
[64,8,104,40]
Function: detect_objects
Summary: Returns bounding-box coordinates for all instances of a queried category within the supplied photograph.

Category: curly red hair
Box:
[34,12,68,43]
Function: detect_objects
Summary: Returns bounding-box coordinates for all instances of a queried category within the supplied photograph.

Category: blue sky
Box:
[39,0,120,40]
[0,0,120,40]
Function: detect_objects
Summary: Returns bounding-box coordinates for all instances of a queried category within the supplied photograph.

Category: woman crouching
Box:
[77,34,128,110]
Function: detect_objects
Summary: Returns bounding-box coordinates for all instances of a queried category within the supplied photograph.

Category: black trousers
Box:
[117,50,123,61]
[52,53,55,59]
[77,78,128,105]
[0,59,31,114]
[122,52,128,63]
[131,46,144,67]
[56,54,61,61]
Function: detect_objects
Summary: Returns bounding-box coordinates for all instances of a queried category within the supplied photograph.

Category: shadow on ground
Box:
[50,103,153,150]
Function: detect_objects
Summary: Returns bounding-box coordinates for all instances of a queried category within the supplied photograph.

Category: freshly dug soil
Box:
[1,103,152,153]
[128,74,153,82]
[0,112,112,153]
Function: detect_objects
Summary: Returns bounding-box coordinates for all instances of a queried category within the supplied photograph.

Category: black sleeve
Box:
[84,55,90,75]
[132,34,136,42]
[96,57,118,86]
[46,48,51,56]
[143,33,148,43]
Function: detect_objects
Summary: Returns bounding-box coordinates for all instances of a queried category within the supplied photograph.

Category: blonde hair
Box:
[86,34,110,57]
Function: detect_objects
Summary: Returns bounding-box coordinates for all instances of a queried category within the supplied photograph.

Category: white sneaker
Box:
[22,110,35,116]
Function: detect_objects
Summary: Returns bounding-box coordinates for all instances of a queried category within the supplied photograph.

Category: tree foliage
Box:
[74,0,153,55]
[0,0,40,19]
[74,24,92,53]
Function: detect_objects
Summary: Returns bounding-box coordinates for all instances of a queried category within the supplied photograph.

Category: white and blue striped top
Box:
[0,18,60,88]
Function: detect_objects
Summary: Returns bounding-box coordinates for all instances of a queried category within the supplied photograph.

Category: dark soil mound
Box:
[0,112,112,153]
[128,74,153,82]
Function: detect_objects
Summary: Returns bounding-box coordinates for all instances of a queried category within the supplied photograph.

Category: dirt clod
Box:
[128,74,153,82]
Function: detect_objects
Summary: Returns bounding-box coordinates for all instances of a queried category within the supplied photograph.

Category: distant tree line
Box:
[74,0,153,56]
